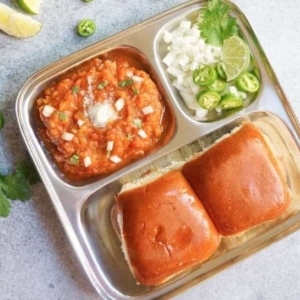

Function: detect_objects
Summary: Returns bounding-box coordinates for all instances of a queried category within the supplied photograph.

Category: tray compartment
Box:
[154,3,262,122]
[30,46,177,187]
[79,111,300,299]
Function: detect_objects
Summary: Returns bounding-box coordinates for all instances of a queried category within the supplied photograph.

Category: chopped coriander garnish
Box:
[118,79,133,88]
[132,86,139,95]
[0,111,4,130]
[133,118,142,128]
[58,112,67,121]
[70,154,80,165]
[97,81,108,89]
[72,86,80,94]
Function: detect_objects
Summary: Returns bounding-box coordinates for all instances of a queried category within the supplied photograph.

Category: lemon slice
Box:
[16,0,41,14]
[221,36,250,81]
[0,3,42,38]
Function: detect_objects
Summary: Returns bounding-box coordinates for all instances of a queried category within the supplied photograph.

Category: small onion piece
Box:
[77,119,85,127]
[142,105,154,115]
[42,105,55,117]
[109,155,122,164]
[107,141,114,151]
[61,132,75,141]
[132,75,144,83]
[126,70,133,78]
[84,156,92,167]
[115,98,125,111]
[138,129,147,139]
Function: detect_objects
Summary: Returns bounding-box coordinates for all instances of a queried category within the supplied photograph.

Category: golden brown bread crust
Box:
[116,169,220,286]
[182,122,291,236]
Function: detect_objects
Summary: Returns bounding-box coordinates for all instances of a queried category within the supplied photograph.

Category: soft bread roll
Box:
[116,169,220,286]
[182,122,291,236]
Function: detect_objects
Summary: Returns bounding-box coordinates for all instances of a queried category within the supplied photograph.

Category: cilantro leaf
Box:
[17,159,41,185]
[0,172,30,201]
[198,0,238,46]
[0,190,11,217]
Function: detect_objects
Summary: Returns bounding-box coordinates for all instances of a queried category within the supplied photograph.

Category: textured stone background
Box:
[0,0,299,299]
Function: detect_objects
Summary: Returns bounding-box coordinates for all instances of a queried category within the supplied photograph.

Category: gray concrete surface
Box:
[0,0,300,299]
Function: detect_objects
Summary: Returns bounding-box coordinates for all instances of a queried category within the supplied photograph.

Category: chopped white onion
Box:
[61,132,74,141]
[84,156,92,167]
[126,70,133,78]
[229,86,239,95]
[163,30,173,44]
[77,119,85,127]
[107,141,114,151]
[109,155,122,164]
[132,75,144,83]
[42,105,55,117]
[115,97,125,111]
[162,20,221,118]
[138,129,147,139]
[142,105,154,115]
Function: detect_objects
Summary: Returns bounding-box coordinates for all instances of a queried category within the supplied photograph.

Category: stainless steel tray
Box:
[15,1,300,299]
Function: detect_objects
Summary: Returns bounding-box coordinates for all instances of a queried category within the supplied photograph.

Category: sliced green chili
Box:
[118,79,133,87]
[218,93,243,109]
[208,78,227,93]
[216,62,227,80]
[77,19,96,37]
[193,65,217,87]
[196,90,221,110]
[236,72,260,93]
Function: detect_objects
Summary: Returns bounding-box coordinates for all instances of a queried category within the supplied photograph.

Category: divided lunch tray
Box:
[15,1,300,299]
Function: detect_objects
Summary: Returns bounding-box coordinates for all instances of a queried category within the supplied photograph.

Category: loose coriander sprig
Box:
[198,0,238,46]
[0,159,40,217]
[0,113,40,218]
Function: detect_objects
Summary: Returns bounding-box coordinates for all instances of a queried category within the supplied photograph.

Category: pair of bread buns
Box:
[115,122,291,286]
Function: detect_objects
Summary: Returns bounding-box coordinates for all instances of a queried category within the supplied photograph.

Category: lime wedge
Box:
[16,0,41,14]
[0,3,42,38]
[220,36,250,82]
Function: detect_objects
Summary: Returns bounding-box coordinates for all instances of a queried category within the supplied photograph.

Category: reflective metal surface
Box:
[15,1,300,299]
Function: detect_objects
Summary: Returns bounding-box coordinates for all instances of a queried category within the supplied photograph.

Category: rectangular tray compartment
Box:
[79,111,300,299]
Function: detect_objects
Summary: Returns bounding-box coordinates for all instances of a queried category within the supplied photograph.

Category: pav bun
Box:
[116,169,220,286]
[182,122,291,236]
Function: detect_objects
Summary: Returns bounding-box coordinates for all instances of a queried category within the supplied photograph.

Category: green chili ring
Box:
[193,65,217,87]
[216,62,227,80]
[197,90,221,110]
[208,78,227,93]
[236,72,260,93]
[218,93,243,110]
[77,19,96,37]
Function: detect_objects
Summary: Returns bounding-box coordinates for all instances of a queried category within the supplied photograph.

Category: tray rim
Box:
[15,0,300,299]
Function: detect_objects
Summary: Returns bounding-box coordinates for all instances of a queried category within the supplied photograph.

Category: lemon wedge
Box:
[221,36,250,82]
[0,3,42,38]
[16,0,41,15]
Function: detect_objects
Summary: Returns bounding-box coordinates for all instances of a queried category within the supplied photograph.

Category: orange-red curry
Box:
[36,56,172,180]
